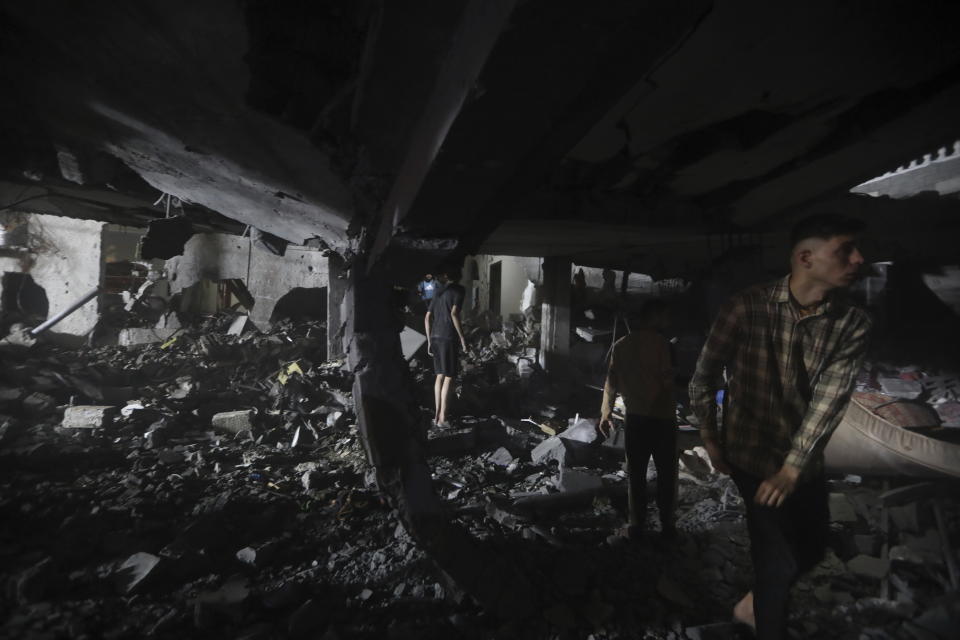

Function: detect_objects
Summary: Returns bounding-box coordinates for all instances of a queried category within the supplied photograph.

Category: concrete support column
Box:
[539,256,572,373]
[343,261,535,619]
[326,253,348,359]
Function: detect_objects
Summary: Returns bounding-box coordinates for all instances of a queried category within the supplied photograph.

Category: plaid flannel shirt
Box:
[688,275,871,479]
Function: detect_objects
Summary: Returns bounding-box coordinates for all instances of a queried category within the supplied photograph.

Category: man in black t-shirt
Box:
[425,267,467,426]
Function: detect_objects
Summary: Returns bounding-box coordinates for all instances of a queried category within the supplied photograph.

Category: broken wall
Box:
[0,212,103,338]
[166,233,329,327]
[472,255,543,318]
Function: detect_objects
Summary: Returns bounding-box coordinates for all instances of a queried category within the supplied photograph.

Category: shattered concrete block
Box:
[227,315,251,336]
[399,326,427,361]
[116,552,161,593]
[61,405,117,429]
[847,554,890,580]
[236,547,257,565]
[559,419,598,444]
[118,327,178,347]
[878,377,923,399]
[531,436,566,466]
[829,493,858,523]
[211,410,255,435]
[557,468,603,493]
[486,447,514,467]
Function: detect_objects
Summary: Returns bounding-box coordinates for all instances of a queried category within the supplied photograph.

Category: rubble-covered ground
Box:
[1,316,958,639]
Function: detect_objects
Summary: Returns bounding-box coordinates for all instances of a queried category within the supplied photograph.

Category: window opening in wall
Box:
[489,261,502,316]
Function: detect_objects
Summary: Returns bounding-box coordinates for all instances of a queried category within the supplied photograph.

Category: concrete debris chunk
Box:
[227,315,251,335]
[115,552,161,594]
[878,377,923,399]
[61,405,117,429]
[558,418,598,444]
[236,547,257,565]
[118,327,178,347]
[486,446,514,467]
[211,410,255,435]
[399,326,427,360]
[556,468,603,493]
[531,436,566,466]
[1,325,38,348]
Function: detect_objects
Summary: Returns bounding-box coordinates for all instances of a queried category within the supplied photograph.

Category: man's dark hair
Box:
[790,214,865,248]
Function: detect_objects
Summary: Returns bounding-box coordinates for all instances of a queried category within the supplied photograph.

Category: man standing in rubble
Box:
[425,266,467,427]
[689,214,871,639]
[417,273,437,311]
[599,299,677,541]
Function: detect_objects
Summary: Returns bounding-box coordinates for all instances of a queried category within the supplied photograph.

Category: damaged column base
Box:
[344,264,537,619]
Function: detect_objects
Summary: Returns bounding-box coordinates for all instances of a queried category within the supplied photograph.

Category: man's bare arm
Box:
[424,311,433,355]
[599,351,618,438]
[451,306,467,351]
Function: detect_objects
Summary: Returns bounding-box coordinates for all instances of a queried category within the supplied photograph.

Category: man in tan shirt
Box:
[599,299,676,540]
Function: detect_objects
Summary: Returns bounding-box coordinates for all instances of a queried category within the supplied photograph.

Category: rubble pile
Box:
[0,316,958,639]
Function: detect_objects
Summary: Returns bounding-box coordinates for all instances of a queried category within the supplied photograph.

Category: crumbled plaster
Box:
[166,233,329,327]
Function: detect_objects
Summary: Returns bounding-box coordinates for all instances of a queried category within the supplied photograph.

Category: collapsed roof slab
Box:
[0,0,354,249]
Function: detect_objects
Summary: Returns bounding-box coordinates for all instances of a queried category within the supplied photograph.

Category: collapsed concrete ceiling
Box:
[1,0,959,271]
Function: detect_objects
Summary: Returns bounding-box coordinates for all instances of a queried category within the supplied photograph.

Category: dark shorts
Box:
[432,338,459,377]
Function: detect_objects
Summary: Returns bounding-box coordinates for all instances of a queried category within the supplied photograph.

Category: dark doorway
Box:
[270,287,327,324]
[2,273,49,325]
[489,261,502,316]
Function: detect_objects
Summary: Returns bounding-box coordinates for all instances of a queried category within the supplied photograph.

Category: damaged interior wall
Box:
[0,212,103,339]
[165,233,329,327]
[471,255,542,318]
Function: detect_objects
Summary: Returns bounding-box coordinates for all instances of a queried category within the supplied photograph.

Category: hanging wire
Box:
[151,192,185,218]
[244,225,253,286]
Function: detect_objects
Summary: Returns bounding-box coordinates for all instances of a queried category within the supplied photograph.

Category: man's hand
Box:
[702,438,731,475]
[754,464,800,508]
[597,415,615,439]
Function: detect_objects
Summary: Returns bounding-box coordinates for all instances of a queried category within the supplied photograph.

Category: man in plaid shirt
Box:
[689,214,871,639]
